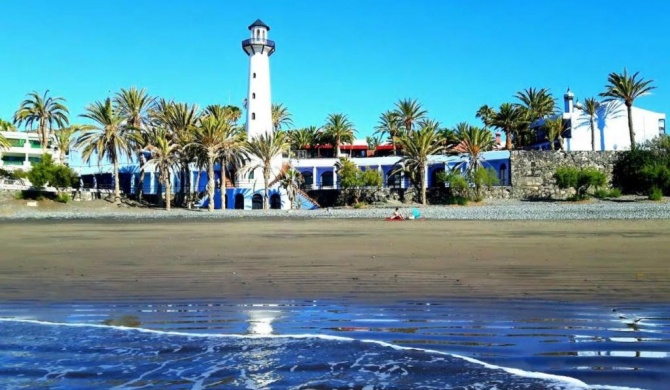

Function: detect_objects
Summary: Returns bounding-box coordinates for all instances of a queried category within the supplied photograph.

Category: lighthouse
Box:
[242,19,275,139]
[239,19,286,209]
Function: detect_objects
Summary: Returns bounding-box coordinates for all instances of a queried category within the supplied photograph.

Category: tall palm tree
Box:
[165,102,200,205]
[216,124,247,209]
[374,110,402,155]
[13,90,69,151]
[0,119,17,131]
[600,69,656,150]
[395,121,444,205]
[188,115,229,212]
[455,125,494,172]
[144,128,181,211]
[366,134,383,152]
[53,125,91,165]
[244,130,289,209]
[394,98,427,135]
[275,165,303,209]
[543,117,567,151]
[289,128,313,151]
[491,103,526,150]
[475,105,497,128]
[582,97,601,151]
[74,98,133,204]
[114,87,155,200]
[515,87,556,122]
[323,113,355,158]
[271,103,293,132]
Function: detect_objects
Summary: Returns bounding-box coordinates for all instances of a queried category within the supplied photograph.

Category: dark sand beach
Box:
[1,219,669,303]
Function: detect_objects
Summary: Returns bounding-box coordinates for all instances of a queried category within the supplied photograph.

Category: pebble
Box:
[2,199,670,221]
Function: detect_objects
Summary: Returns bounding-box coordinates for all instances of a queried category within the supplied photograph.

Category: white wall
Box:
[567,103,665,151]
[245,49,273,139]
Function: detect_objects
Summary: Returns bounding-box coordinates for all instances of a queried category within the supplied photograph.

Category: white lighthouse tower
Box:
[242,19,275,139]
[240,19,287,209]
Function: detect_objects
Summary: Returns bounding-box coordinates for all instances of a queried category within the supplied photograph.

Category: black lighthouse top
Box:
[248,19,270,31]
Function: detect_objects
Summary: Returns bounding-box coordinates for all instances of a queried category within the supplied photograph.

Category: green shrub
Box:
[470,167,498,199]
[55,193,71,204]
[441,172,469,198]
[649,187,663,201]
[554,167,607,200]
[14,191,25,200]
[608,188,622,198]
[337,158,383,205]
[593,189,610,199]
[613,136,670,194]
[453,196,468,205]
[27,154,79,189]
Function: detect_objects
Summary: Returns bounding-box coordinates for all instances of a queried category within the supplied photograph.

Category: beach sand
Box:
[1,219,668,303]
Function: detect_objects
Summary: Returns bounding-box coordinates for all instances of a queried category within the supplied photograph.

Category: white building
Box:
[0,131,61,171]
[533,89,666,151]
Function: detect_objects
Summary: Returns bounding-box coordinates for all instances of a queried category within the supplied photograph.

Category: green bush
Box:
[470,167,498,200]
[649,187,663,201]
[593,189,610,199]
[554,167,607,200]
[608,188,622,198]
[613,136,670,194]
[55,193,71,204]
[27,154,79,189]
[337,157,383,205]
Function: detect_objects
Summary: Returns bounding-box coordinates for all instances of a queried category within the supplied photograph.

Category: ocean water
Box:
[0,299,668,390]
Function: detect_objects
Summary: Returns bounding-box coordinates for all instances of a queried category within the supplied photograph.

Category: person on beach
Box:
[390,207,404,220]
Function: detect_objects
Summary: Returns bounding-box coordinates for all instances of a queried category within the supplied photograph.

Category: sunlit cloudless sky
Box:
[1,0,668,141]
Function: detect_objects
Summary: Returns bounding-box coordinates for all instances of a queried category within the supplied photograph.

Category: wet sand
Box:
[1,219,669,303]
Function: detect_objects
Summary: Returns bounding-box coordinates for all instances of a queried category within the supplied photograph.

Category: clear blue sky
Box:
[2,0,668,140]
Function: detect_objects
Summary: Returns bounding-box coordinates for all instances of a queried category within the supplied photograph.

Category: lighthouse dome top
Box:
[248,19,270,31]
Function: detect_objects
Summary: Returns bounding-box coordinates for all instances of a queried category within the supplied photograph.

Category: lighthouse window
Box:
[252,93,256,99]
[252,113,256,120]
[253,73,256,78]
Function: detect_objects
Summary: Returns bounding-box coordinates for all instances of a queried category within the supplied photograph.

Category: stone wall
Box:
[509,151,618,199]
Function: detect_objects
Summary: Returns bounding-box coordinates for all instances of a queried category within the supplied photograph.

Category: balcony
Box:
[242,38,275,53]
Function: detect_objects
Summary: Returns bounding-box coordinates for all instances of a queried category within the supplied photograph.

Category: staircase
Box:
[294,189,320,210]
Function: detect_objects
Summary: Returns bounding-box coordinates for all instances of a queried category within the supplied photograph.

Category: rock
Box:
[26,201,38,207]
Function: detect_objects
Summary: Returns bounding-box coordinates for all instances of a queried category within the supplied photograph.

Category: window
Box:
[252,93,256,99]
[253,73,256,78]
[252,113,256,120]
[660,119,666,135]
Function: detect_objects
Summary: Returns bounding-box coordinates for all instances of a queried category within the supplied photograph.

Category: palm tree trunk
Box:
[207,156,215,212]
[392,137,397,156]
[336,137,341,158]
[219,157,226,210]
[113,158,121,204]
[137,152,145,201]
[558,136,565,151]
[590,117,596,151]
[505,129,512,150]
[549,139,555,151]
[165,173,171,211]
[194,169,202,196]
[626,103,635,150]
[421,164,427,205]
[264,164,270,210]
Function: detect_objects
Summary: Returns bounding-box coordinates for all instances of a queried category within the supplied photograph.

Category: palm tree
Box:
[475,105,497,128]
[163,102,200,205]
[275,165,303,209]
[543,117,567,151]
[216,124,248,209]
[13,90,69,151]
[491,103,526,150]
[144,128,181,210]
[74,98,133,204]
[271,103,294,132]
[455,125,495,172]
[395,121,444,205]
[323,113,355,158]
[0,133,9,150]
[0,119,17,131]
[582,98,601,151]
[53,125,91,165]
[515,87,556,122]
[600,69,656,150]
[244,130,289,209]
[115,87,155,200]
[289,128,314,152]
[188,116,229,212]
[394,98,427,135]
[366,134,383,153]
[374,110,402,155]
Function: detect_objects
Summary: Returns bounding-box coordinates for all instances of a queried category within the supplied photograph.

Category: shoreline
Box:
[2,219,669,304]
